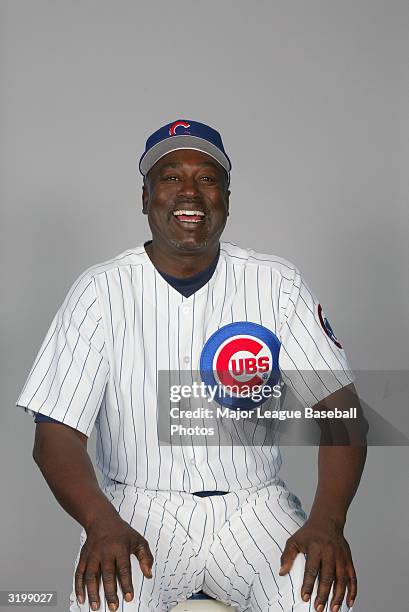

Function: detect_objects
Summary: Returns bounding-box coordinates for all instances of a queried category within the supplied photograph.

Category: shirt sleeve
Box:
[16,271,110,436]
[278,266,355,408]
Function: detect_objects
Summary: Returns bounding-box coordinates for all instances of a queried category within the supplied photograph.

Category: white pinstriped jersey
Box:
[16,241,354,492]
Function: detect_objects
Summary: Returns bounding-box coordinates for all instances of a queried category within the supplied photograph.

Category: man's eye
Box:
[163,175,179,181]
[200,176,216,182]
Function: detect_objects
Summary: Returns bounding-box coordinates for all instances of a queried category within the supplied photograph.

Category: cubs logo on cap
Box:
[139,119,232,179]
[317,304,342,348]
[169,121,191,136]
[200,322,281,409]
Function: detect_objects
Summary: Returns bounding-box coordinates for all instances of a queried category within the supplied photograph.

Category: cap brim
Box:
[139,135,231,176]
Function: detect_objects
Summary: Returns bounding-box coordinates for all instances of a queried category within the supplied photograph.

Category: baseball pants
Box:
[69,478,353,612]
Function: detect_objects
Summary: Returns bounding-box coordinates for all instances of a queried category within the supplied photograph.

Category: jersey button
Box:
[183,356,190,364]
[182,305,190,314]
[189,458,195,466]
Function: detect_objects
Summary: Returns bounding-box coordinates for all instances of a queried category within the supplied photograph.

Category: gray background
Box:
[1,1,408,610]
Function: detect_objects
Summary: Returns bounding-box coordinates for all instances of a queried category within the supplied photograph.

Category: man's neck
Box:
[144,240,220,279]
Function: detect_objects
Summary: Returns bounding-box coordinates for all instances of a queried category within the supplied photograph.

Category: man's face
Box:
[142,149,230,253]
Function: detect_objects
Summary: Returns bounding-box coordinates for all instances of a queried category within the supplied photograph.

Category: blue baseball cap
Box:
[139,119,232,178]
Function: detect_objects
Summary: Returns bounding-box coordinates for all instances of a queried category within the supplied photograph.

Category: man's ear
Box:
[226,189,230,217]
[142,183,148,214]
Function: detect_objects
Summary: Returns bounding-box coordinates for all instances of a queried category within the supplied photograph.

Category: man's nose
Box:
[177,176,200,198]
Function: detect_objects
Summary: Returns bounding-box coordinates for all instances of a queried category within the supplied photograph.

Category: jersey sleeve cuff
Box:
[15,395,92,436]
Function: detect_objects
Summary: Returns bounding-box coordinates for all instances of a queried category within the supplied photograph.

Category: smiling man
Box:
[16,119,367,612]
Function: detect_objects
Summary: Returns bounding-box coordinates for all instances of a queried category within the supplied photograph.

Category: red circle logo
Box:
[213,335,273,395]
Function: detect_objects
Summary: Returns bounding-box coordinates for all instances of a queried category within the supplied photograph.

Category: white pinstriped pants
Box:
[69,478,352,612]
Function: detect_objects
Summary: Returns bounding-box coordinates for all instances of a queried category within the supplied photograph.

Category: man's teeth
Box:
[173,210,205,216]
[173,210,205,222]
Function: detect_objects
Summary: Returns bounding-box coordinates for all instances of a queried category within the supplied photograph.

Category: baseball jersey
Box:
[16,241,354,492]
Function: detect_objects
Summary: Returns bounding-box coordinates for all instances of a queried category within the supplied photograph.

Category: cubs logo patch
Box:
[317,304,342,349]
[169,121,191,136]
[200,322,281,409]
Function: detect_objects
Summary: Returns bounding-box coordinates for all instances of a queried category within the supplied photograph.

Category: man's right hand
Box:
[74,514,154,611]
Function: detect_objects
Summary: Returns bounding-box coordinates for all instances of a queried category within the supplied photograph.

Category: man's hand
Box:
[75,514,153,611]
[279,517,356,612]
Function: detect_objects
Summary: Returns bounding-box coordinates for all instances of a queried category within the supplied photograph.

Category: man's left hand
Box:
[279,517,357,611]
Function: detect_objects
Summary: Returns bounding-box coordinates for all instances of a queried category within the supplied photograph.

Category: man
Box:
[16,119,367,612]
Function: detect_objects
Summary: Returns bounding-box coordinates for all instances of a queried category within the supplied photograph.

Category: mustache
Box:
[174,197,204,205]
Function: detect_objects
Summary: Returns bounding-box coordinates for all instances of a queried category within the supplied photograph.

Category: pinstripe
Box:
[219,258,228,328]
[243,265,248,321]
[194,292,211,485]
[256,265,262,324]
[231,421,253,488]
[176,304,192,492]
[258,402,277,480]
[129,490,139,532]
[189,293,204,488]
[216,421,230,490]
[129,265,138,484]
[166,284,174,490]
[251,424,270,482]
[186,494,200,536]
[196,504,208,558]
[105,273,123,484]
[102,396,113,493]
[162,493,187,589]
[154,271,162,491]
[118,268,127,387]
[278,275,284,318]
[231,263,236,322]
[147,497,167,609]
[96,408,105,472]
[136,496,154,612]
[117,268,130,486]
[228,427,242,490]
[140,266,149,489]
[83,369,110,436]
[270,268,278,333]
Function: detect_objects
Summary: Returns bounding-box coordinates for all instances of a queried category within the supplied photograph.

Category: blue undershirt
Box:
[156,247,220,298]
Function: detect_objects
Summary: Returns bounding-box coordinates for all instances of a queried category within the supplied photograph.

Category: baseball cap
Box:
[139,119,232,179]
